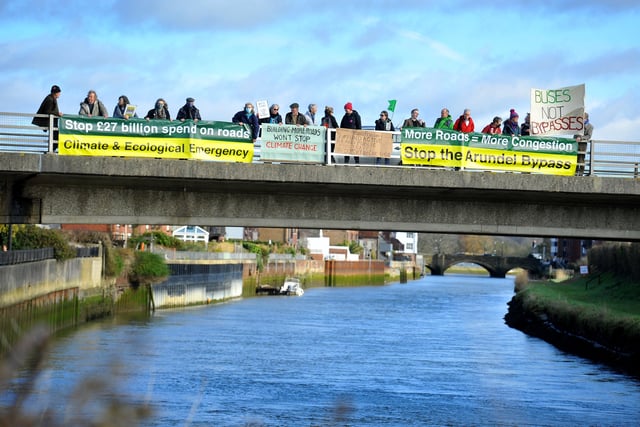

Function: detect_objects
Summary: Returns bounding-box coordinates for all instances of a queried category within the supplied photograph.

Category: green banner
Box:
[59,115,254,162]
[401,127,578,175]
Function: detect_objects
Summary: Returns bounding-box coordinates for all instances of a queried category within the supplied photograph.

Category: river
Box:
[9,275,640,426]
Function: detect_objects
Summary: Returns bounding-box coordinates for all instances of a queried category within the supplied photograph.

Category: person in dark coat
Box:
[259,104,283,124]
[145,98,171,120]
[32,84,63,128]
[176,97,202,122]
[232,102,260,142]
[340,102,362,164]
[375,110,395,165]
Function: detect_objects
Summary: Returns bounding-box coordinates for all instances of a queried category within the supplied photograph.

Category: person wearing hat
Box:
[177,97,201,122]
[502,109,520,136]
[340,102,362,164]
[285,103,307,125]
[32,84,63,128]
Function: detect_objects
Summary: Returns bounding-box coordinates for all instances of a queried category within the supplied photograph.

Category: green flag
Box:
[387,99,397,112]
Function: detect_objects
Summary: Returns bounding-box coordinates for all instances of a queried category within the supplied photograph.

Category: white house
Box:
[172,225,209,246]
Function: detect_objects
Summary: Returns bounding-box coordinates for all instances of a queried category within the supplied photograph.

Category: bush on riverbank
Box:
[1,225,75,261]
[128,251,169,287]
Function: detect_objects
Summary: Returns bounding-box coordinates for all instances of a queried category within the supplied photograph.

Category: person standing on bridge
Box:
[32,84,63,128]
[304,104,319,126]
[145,98,171,121]
[433,108,453,130]
[375,110,395,165]
[79,90,108,118]
[502,109,520,136]
[482,116,503,135]
[520,112,531,136]
[176,97,201,122]
[113,95,137,119]
[575,112,594,176]
[321,106,339,163]
[232,102,260,143]
[453,108,474,133]
[285,103,307,126]
[340,102,362,164]
[402,108,426,128]
[259,104,283,124]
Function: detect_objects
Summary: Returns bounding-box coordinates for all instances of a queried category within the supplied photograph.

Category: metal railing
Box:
[0,248,54,265]
[1,111,638,178]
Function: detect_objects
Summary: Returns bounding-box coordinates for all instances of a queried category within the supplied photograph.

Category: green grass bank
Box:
[505,273,640,376]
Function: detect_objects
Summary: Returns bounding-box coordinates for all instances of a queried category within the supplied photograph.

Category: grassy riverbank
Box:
[506,273,640,375]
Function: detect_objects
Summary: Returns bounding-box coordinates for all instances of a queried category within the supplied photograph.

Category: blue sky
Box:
[1,0,638,141]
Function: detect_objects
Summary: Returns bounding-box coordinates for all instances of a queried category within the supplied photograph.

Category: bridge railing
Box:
[1,111,638,178]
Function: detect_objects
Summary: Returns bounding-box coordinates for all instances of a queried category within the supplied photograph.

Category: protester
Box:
[433,108,453,129]
[321,106,339,129]
[502,109,520,136]
[520,112,531,136]
[79,90,108,117]
[402,108,425,128]
[575,112,594,176]
[375,110,395,165]
[113,95,137,119]
[340,102,362,164]
[321,106,339,163]
[259,104,283,124]
[304,104,319,126]
[176,97,201,122]
[232,102,260,142]
[482,116,503,135]
[285,103,307,125]
[145,99,171,120]
[453,109,474,133]
[32,84,63,128]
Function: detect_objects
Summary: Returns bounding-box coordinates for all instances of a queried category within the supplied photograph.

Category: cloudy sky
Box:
[1,0,638,141]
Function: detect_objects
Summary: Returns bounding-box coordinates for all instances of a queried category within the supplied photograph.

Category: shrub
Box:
[11,225,75,261]
[514,270,529,292]
[128,231,183,250]
[128,251,169,286]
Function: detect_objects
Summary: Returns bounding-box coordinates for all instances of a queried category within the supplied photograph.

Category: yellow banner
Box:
[463,146,576,175]
[401,143,576,175]
[59,134,254,162]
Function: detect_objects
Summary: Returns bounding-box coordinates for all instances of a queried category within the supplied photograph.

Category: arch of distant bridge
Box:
[426,254,545,278]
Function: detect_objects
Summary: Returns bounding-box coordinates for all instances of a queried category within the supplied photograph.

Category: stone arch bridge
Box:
[426,254,544,278]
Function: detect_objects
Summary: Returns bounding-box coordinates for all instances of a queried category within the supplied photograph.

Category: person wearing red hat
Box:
[340,102,362,164]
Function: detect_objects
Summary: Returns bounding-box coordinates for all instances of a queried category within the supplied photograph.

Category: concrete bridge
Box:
[1,152,640,241]
[426,254,545,278]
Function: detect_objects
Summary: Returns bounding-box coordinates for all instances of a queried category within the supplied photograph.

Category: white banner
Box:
[530,84,585,137]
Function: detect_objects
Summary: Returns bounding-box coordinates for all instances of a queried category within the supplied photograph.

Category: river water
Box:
[12,275,640,426]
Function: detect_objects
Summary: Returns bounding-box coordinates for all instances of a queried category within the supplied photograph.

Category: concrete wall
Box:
[0,257,102,307]
[3,153,640,240]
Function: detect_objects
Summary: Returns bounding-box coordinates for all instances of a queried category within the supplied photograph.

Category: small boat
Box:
[279,277,304,296]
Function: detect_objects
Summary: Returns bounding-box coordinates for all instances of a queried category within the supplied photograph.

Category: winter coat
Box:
[79,99,108,117]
